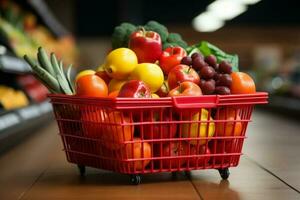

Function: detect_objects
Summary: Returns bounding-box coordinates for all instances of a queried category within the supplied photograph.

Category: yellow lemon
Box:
[130,63,164,92]
[108,79,127,93]
[104,48,138,80]
[75,70,95,82]
[151,93,160,98]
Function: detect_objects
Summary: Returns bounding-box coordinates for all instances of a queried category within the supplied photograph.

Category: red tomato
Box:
[95,70,112,85]
[76,74,108,97]
[230,72,256,94]
[125,138,152,170]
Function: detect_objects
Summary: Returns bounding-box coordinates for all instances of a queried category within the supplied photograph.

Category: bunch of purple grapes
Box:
[181,52,233,95]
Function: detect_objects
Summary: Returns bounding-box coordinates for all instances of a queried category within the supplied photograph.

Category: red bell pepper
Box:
[159,46,187,75]
[129,29,162,63]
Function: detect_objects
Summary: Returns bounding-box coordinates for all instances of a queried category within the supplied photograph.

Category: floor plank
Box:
[0,123,59,200]
[245,110,300,191]
[190,157,299,200]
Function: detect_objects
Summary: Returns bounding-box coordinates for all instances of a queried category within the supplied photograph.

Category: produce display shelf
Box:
[0,54,31,73]
[0,101,53,153]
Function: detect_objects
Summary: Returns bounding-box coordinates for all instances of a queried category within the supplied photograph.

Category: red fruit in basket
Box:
[205,55,217,68]
[215,108,243,137]
[189,145,211,167]
[168,81,202,97]
[230,72,256,94]
[129,29,162,63]
[118,80,151,98]
[168,64,200,90]
[156,81,169,97]
[143,111,177,139]
[159,142,188,168]
[76,74,108,97]
[212,140,240,164]
[95,70,112,85]
[159,46,187,75]
[102,111,134,150]
[125,138,152,170]
[81,109,107,138]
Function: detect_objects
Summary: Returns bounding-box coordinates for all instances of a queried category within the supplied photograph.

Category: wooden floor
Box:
[0,110,300,200]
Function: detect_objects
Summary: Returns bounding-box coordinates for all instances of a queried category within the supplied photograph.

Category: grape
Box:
[213,73,221,81]
[215,86,231,95]
[219,61,232,74]
[192,56,207,71]
[205,55,217,68]
[199,79,206,88]
[191,52,203,60]
[201,79,215,95]
[181,56,192,66]
[200,66,216,80]
[216,74,232,87]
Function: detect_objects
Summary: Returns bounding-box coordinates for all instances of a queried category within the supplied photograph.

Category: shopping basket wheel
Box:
[130,175,141,185]
[184,171,191,178]
[171,172,178,178]
[77,164,86,176]
[218,168,230,180]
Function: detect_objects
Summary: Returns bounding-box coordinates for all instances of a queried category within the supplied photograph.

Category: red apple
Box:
[156,80,169,97]
[129,29,162,63]
[143,111,177,139]
[168,64,200,89]
[118,80,151,98]
[168,81,202,97]
[189,145,211,167]
[155,142,188,169]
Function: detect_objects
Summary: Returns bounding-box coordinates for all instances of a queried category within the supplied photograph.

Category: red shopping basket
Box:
[49,92,268,184]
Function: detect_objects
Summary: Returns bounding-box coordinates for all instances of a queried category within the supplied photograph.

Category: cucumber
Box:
[66,64,74,93]
[50,53,73,95]
[24,55,62,93]
[37,47,55,76]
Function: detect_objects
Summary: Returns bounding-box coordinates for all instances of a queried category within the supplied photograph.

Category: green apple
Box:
[181,109,215,145]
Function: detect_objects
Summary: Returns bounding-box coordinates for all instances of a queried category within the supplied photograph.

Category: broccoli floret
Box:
[175,40,188,49]
[167,33,182,43]
[162,42,178,50]
[166,33,188,49]
[144,20,169,42]
[111,22,136,49]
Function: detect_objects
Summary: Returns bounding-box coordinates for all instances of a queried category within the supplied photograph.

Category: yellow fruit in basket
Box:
[75,70,95,82]
[130,63,164,92]
[151,93,160,98]
[104,48,138,80]
[181,109,215,145]
[108,79,127,93]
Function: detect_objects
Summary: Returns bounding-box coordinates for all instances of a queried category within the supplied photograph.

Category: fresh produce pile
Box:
[24,21,257,171]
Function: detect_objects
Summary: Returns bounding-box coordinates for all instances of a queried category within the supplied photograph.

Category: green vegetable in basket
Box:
[23,47,74,95]
[111,22,137,49]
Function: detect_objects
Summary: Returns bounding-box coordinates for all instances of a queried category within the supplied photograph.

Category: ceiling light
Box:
[192,12,224,32]
[240,0,262,5]
[208,0,247,20]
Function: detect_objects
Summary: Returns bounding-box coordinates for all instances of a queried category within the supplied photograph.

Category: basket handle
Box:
[172,96,218,109]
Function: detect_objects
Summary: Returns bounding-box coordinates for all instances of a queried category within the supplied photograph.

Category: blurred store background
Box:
[0,0,299,152]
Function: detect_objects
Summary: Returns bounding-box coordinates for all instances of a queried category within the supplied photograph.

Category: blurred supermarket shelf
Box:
[268,95,300,113]
[0,101,53,153]
[0,54,31,73]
